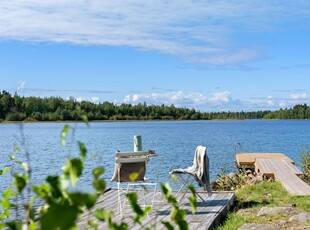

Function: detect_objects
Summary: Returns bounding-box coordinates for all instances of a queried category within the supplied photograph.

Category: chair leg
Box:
[151,183,157,208]
[122,183,131,213]
[175,174,195,202]
[174,174,206,202]
[117,182,123,218]
[146,183,157,216]
[117,182,157,218]
[195,191,205,202]
[174,174,190,198]
[143,188,147,209]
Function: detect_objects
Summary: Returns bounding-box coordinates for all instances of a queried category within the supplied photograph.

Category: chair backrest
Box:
[111,151,150,182]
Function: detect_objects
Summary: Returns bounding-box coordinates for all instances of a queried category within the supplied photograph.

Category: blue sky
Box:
[0,1,310,111]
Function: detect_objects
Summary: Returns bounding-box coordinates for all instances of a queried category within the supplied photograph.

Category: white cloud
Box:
[74,96,100,104]
[267,100,274,106]
[17,80,26,90]
[75,97,84,102]
[124,90,237,111]
[123,90,310,111]
[210,91,231,103]
[124,91,207,107]
[265,95,274,106]
[1,0,309,66]
[279,102,288,107]
[91,97,100,103]
[290,93,310,99]
[248,93,310,111]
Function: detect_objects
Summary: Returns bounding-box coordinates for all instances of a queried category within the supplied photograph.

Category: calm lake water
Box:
[1,120,310,192]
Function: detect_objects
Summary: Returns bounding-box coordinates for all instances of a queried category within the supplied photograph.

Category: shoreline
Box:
[2,118,310,124]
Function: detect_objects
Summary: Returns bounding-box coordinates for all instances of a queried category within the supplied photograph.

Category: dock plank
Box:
[235,153,294,168]
[275,170,310,195]
[255,157,309,195]
[200,192,232,229]
[78,189,235,230]
[255,158,303,176]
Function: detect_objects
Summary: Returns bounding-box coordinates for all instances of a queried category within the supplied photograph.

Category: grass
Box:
[216,181,310,230]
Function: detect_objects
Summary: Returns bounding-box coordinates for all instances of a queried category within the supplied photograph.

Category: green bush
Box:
[5,112,27,121]
[212,166,247,191]
[300,146,310,184]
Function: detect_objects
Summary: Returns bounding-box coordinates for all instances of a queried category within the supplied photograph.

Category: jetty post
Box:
[133,135,142,152]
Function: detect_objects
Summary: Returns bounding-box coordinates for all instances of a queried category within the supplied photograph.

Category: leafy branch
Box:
[0,119,197,230]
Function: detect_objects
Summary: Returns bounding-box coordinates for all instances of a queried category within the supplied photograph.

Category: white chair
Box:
[169,145,212,202]
[110,150,157,217]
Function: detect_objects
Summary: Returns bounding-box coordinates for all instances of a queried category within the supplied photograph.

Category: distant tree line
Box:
[264,104,310,119]
[1,90,303,122]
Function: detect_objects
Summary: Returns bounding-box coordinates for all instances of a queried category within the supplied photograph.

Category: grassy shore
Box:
[216,181,310,229]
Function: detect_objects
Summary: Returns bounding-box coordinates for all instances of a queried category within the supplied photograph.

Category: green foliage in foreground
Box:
[216,181,310,230]
[0,122,197,230]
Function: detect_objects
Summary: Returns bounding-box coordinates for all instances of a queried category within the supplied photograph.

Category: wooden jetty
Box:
[235,153,295,169]
[236,153,310,196]
[78,189,235,230]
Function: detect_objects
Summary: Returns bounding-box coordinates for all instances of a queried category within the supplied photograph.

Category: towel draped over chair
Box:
[169,145,212,201]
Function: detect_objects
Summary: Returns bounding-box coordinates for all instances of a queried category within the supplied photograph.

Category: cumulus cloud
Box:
[124,91,208,107]
[266,95,274,106]
[1,0,309,66]
[290,93,310,99]
[124,90,237,111]
[74,96,100,104]
[210,91,231,103]
[247,93,310,111]
[123,90,310,111]
[91,97,100,103]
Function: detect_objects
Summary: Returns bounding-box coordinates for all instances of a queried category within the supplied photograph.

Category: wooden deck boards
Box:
[275,170,310,195]
[78,189,235,230]
[235,153,294,168]
[236,153,310,196]
[255,158,310,195]
[255,158,303,176]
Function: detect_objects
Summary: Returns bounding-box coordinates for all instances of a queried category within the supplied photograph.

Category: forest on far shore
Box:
[0,91,309,121]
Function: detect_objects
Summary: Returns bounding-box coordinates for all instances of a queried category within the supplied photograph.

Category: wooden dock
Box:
[235,152,295,169]
[236,153,310,196]
[78,189,235,230]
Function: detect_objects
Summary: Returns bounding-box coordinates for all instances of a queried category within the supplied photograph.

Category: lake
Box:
[0,120,310,192]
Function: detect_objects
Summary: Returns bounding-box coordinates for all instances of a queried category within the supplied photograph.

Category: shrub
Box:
[6,112,27,121]
[300,146,310,184]
[212,166,248,191]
